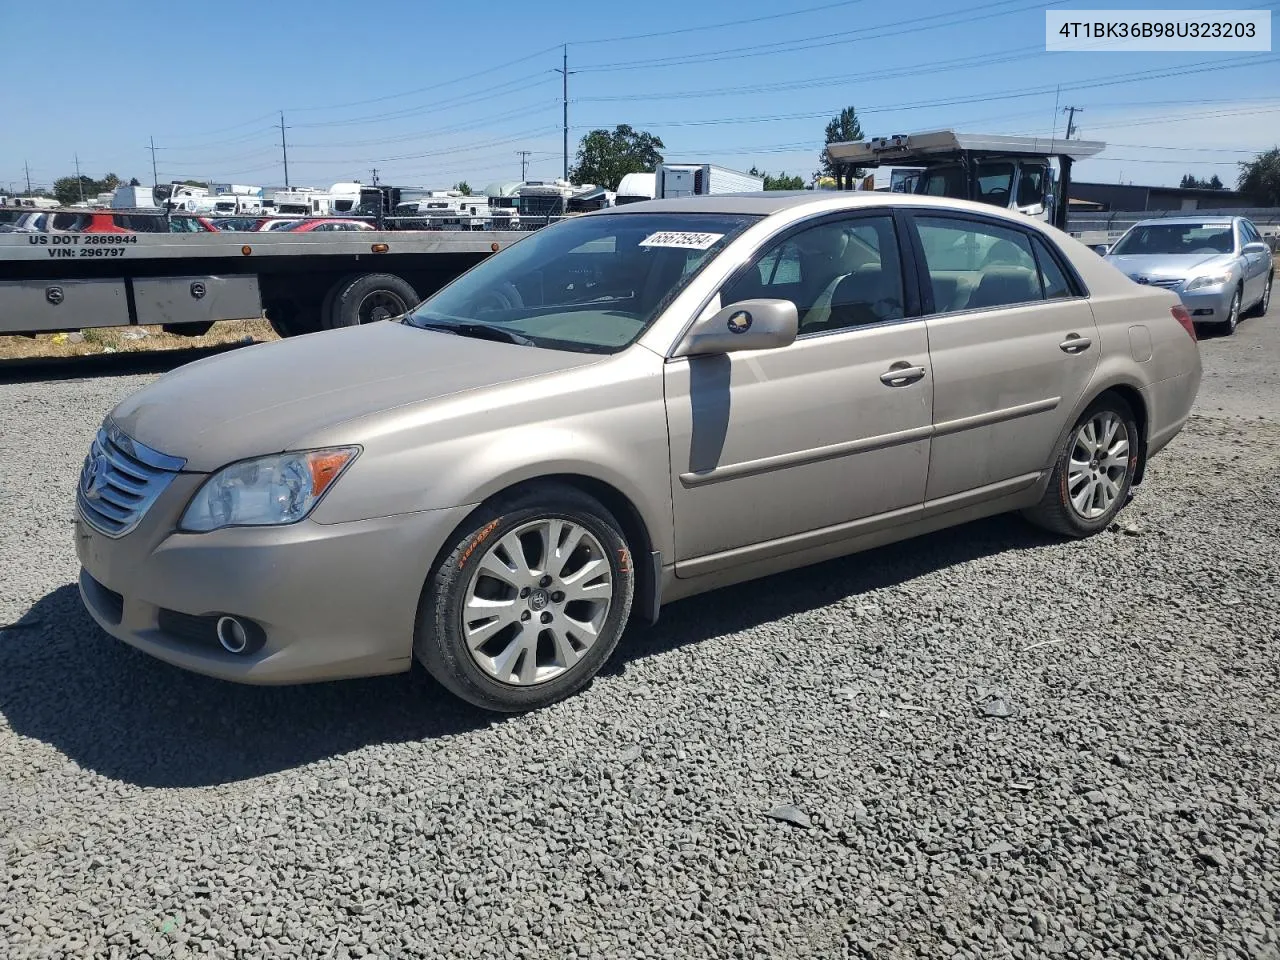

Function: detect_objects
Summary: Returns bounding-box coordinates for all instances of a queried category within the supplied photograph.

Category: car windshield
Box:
[1111,222,1235,256]
[404,212,760,353]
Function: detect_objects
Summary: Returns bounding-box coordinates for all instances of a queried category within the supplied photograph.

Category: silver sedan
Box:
[1104,216,1274,335]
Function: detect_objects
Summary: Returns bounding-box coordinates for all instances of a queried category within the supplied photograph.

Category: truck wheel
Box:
[325,273,418,329]
[320,273,360,329]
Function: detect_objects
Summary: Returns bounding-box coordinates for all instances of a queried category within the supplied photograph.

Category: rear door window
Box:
[914,216,1043,313]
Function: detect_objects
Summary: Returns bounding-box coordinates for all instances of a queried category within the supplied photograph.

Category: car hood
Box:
[109,322,603,471]
[1105,253,1234,280]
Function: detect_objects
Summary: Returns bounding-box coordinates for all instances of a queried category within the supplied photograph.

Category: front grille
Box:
[76,420,185,538]
[1132,275,1183,290]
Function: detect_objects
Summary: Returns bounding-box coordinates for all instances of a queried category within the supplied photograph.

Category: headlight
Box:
[1185,272,1233,291]
[180,447,359,532]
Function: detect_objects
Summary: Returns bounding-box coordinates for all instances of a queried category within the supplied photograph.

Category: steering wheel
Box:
[471,280,524,313]
[984,187,1010,205]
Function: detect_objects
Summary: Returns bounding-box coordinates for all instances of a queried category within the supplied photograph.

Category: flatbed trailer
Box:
[0,227,529,337]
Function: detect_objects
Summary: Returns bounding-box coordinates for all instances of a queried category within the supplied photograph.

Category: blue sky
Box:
[2,0,1277,194]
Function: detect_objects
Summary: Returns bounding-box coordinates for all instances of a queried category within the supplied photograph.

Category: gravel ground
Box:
[1,314,1278,960]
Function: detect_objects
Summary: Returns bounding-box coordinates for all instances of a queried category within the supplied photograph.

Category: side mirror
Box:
[1092,244,1110,257]
[672,298,798,358]
[1244,241,1272,255]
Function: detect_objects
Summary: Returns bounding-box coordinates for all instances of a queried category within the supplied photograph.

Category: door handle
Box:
[879,363,926,387]
[1059,334,1092,354]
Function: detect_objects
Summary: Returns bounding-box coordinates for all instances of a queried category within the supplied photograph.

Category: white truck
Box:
[615,172,656,205]
[653,163,764,199]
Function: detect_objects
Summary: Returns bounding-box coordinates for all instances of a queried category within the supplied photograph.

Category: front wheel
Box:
[1023,395,1140,538]
[1223,288,1241,335]
[415,484,635,712]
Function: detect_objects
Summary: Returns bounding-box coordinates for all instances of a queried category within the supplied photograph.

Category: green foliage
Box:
[1180,173,1225,190]
[569,124,665,190]
[819,106,864,179]
[749,166,807,191]
[453,181,472,195]
[1237,149,1280,205]
[53,173,122,205]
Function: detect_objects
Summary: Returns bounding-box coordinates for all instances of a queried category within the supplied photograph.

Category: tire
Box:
[324,273,418,329]
[1023,394,1140,539]
[319,272,361,329]
[1246,273,1272,319]
[415,484,635,712]
[1223,288,1241,335]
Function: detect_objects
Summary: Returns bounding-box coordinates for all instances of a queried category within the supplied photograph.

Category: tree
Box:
[569,124,664,190]
[749,166,806,191]
[1180,173,1227,190]
[1237,148,1280,206]
[129,177,141,187]
[453,181,472,195]
[819,106,864,180]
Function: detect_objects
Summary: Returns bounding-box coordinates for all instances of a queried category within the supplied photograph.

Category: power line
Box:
[572,0,868,45]
[282,44,563,113]
[575,0,1061,72]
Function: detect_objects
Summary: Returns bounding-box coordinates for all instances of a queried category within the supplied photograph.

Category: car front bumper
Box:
[75,481,474,685]
[1176,285,1235,323]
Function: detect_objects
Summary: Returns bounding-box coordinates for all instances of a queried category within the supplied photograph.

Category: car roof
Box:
[587,190,1042,222]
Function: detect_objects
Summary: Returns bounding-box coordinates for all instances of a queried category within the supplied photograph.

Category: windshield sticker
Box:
[639,231,725,250]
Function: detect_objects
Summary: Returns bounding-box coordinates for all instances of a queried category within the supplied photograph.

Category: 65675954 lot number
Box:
[28,234,138,258]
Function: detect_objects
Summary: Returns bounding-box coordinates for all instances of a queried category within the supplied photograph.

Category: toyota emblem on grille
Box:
[82,453,110,499]
[1131,275,1150,285]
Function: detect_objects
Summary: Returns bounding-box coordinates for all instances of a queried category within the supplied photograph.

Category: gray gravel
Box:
[2,313,1278,960]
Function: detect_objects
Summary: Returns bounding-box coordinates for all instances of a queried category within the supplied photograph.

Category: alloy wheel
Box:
[461,519,614,686]
[1067,412,1130,520]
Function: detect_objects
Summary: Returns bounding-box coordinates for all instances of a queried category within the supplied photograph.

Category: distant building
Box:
[1070,181,1249,212]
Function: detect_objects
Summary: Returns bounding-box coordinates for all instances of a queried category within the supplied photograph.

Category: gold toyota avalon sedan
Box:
[74,193,1202,712]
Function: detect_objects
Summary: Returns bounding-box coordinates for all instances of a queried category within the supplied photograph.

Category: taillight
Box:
[1171,304,1197,342]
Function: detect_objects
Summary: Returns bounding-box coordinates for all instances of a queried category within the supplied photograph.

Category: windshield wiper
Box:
[412,318,535,347]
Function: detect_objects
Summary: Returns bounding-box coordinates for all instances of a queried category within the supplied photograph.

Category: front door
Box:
[664,212,933,576]
[907,212,1100,503]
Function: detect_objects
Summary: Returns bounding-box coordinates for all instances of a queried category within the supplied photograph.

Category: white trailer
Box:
[653,163,764,199]
[615,172,656,205]
[110,185,159,210]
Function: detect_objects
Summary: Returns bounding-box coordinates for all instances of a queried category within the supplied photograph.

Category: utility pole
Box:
[554,46,576,182]
[149,136,159,189]
[24,160,32,194]
[517,150,531,180]
[74,153,84,201]
[279,111,290,189]
[1062,105,1082,140]
[370,167,379,186]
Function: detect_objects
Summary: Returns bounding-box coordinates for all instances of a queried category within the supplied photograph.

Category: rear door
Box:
[905,212,1100,505]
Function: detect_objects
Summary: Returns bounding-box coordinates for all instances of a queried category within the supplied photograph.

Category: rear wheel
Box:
[1247,273,1272,318]
[1023,394,1139,538]
[325,273,418,329]
[415,484,634,712]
